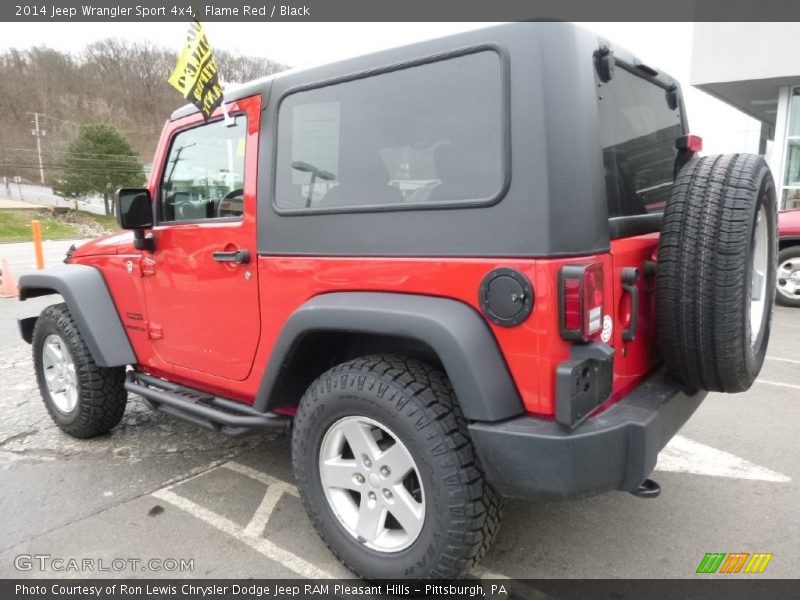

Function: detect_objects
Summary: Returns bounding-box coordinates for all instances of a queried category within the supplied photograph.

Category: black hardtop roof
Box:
[170,21,679,122]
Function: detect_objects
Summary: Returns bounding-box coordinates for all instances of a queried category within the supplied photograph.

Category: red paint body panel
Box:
[160,252,618,417]
[77,253,150,354]
[779,209,800,238]
[93,249,652,417]
[75,235,663,418]
[608,233,660,398]
[70,230,131,258]
[254,256,569,416]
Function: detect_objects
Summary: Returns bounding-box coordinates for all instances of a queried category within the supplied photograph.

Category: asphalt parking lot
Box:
[0,294,797,580]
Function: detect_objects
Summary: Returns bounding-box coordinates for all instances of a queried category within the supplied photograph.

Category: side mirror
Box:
[115,188,155,252]
[116,188,153,229]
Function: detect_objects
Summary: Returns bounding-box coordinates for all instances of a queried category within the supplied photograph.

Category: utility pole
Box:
[28,112,46,186]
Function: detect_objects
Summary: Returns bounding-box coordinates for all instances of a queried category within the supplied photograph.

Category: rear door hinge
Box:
[141,257,156,277]
[147,323,163,340]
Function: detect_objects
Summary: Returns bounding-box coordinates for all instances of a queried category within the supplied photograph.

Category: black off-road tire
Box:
[656,154,777,392]
[292,355,502,579]
[776,246,800,307]
[32,303,127,438]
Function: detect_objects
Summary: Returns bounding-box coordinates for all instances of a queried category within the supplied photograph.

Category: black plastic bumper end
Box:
[468,368,706,502]
[18,316,37,344]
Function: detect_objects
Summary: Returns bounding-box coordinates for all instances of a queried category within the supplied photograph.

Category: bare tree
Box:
[0,40,289,183]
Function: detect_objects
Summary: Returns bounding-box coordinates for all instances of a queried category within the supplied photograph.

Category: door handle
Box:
[212,249,250,264]
[621,267,640,342]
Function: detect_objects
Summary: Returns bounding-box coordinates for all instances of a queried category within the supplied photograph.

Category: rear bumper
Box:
[468,368,706,501]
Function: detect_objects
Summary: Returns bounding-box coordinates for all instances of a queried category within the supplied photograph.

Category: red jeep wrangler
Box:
[18,23,777,579]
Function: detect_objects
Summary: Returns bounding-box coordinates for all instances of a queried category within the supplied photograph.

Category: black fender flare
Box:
[254,292,524,422]
[779,235,800,246]
[19,264,136,368]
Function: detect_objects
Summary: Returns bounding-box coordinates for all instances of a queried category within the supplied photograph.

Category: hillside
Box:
[0,41,287,185]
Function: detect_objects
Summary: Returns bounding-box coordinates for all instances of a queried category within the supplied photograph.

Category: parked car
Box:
[16,22,778,579]
[777,208,800,307]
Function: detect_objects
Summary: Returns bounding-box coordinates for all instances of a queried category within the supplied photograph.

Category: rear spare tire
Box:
[656,154,777,392]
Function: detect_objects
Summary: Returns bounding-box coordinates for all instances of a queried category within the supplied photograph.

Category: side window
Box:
[159,117,247,223]
[598,67,683,218]
[275,50,505,212]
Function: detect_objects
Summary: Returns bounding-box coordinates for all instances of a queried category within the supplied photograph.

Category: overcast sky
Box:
[0,21,761,155]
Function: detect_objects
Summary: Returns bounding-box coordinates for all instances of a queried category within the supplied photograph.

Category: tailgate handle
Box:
[621,267,640,342]
[212,249,250,264]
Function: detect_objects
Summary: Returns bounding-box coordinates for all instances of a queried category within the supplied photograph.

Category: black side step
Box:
[125,372,290,437]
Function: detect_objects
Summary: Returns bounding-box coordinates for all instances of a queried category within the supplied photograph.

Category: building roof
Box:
[692,23,800,126]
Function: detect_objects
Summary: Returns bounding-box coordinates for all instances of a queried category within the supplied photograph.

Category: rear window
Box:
[599,67,682,218]
[274,50,505,212]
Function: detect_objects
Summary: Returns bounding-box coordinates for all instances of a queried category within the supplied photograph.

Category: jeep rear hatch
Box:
[598,56,685,396]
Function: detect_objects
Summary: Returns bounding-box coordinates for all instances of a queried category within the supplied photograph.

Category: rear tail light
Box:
[559,263,604,342]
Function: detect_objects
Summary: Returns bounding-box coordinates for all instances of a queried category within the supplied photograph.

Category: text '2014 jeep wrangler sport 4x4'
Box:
[18,23,777,580]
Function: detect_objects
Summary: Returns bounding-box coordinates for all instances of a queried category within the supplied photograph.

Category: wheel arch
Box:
[255,292,524,422]
[19,264,136,367]
[778,236,800,251]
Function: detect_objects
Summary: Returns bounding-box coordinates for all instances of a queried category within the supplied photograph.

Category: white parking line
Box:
[656,435,792,483]
[152,486,334,579]
[153,460,514,580]
[243,483,290,538]
[471,566,510,580]
[153,439,792,582]
[765,356,800,366]
[153,449,792,583]
[224,461,300,496]
[755,379,800,391]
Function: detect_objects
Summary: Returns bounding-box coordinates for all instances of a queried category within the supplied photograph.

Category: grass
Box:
[0,208,119,243]
[85,212,119,230]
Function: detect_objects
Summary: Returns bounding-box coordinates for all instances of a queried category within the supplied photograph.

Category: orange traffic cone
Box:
[0,259,19,298]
